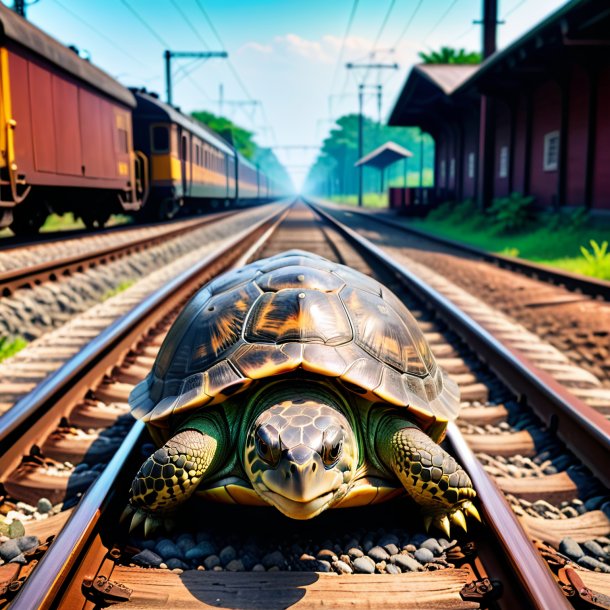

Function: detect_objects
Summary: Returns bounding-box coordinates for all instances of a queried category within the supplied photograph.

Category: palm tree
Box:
[418,47,481,64]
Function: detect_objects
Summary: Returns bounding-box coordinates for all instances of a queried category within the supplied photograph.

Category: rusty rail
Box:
[313,198,610,300]
[308,198,590,610]
[7,203,291,610]
[0,210,239,296]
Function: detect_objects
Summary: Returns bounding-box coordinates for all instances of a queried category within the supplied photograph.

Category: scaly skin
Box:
[124,414,226,535]
[375,415,480,535]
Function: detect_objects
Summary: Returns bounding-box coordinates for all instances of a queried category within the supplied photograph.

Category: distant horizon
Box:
[3,0,568,189]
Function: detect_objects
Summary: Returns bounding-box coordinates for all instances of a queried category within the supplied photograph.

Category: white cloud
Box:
[239,41,273,54]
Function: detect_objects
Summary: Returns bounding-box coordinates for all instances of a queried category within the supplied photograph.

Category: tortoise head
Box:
[243,383,358,519]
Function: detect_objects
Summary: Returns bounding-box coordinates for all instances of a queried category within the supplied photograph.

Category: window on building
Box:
[543,131,559,172]
[499,146,509,178]
[468,152,475,179]
[440,160,446,187]
[449,159,455,181]
[151,125,170,153]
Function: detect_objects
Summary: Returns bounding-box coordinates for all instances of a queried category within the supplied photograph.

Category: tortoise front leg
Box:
[376,416,480,536]
[124,416,225,536]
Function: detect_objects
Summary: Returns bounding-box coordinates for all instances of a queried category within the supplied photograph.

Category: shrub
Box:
[580,239,610,277]
[487,192,535,233]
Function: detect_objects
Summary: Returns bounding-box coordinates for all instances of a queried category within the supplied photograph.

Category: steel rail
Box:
[9,203,292,610]
[315,197,610,300]
[309,200,610,488]
[0,203,289,475]
[308,199,583,610]
[0,210,239,296]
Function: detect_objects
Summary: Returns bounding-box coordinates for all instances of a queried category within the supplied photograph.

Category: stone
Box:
[368,546,390,562]
[166,558,188,570]
[195,541,217,557]
[392,554,423,572]
[185,547,207,561]
[156,539,183,560]
[353,556,375,574]
[8,521,25,539]
[420,538,444,556]
[252,564,266,572]
[316,549,336,562]
[262,550,285,569]
[226,559,245,572]
[582,540,607,559]
[578,556,610,572]
[316,560,331,572]
[386,564,401,575]
[414,548,434,563]
[241,553,258,571]
[378,534,399,547]
[132,549,163,568]
[219,546,237,566]
[559,538,584,561]
[36,498,53,514]
[348,547,364,559]
[403,544,417,553]
[9,553,26,564]
[332,560,352,574]
[203,555,220,570]
[0,540,21,562]
[383,543,399,556]
[375,561,387,573]
[16,536,39,552]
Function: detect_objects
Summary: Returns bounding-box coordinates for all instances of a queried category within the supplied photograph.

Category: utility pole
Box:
[13,0,38,18]
[476,0,500,209]
[164,50,227,106]
[346,62,398,206]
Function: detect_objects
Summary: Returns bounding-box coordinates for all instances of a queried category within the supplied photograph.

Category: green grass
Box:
[330,193,390,208]
[102,279,136,301]
[406,211,610,281]
[0,336,28,363]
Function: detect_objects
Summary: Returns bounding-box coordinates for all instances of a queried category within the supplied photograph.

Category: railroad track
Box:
[1,200,608,609]
[312,199,610,414]
[0,211,241,297]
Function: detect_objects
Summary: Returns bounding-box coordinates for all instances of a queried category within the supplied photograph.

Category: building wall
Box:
[512,93,528,195]
[461,110,479,200]
[529,80,562,207]
[594,64,610,209]
[566,63,589,206]
[492,100,511,198]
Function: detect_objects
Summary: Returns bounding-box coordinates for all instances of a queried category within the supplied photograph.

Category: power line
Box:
[52,0,147,67]
[329,0,359,97]
[392,0,424,49]
[362,0,397,83]
[119,0,170,47]
[169,0,210,49]
[194,0,226,49]
[423,0,460,43]
[502,0,527,20]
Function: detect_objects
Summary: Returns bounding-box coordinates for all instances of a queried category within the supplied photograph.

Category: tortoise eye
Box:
[322,426,343,467]
[255,425,280,466]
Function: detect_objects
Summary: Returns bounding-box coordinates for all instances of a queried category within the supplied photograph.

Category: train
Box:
[0,4,283,234]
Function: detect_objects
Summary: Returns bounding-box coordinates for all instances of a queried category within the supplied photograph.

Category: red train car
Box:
[0,4,147,233]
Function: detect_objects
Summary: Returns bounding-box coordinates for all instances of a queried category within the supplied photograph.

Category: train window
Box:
[118,128,129,153]
[152,126,170,153]
[181,135,188,161]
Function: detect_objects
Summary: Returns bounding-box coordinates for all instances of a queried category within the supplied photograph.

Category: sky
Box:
[3,0,568,190]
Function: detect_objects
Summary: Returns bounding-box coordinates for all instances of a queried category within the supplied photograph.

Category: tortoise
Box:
[124,250,479,536]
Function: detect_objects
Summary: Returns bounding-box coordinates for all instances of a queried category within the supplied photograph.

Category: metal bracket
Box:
[461,577,503,604]
[82,575,132,605]
[558,567,610,610]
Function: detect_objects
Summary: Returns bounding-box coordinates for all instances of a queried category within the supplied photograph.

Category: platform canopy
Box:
[354,141,413,169]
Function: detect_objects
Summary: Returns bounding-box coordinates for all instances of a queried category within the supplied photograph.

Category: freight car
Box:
[131,89,279,219]
[0,3,147,234]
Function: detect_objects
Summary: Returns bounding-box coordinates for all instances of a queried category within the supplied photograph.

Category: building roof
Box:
[0,3,135,107]
[415,64,479,95]
[354,141,413,170]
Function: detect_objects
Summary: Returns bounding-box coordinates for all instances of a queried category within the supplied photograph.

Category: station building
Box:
[388,0,610,212]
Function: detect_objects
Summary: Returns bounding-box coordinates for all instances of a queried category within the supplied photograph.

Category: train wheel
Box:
[10,202,47,235]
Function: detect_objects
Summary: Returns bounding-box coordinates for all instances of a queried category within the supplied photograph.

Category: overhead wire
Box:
[362,0,397,83]
[392,0,424,50]
[422,0,460,44]
[328,0,360,98]
[169,0,210,50]
[502,0,527,20]
[52,0,147,67]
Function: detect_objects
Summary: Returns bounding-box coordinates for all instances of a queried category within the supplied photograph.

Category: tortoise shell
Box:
[129,250,460,442]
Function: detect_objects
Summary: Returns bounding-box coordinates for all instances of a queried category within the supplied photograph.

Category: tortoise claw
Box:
[423,514,433,532]
[144,515,163,538]
[463,501,481,522]
[120,505,134,524]
[129,509,147,533]
[451,509,467,532]
[437,515,451,538]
